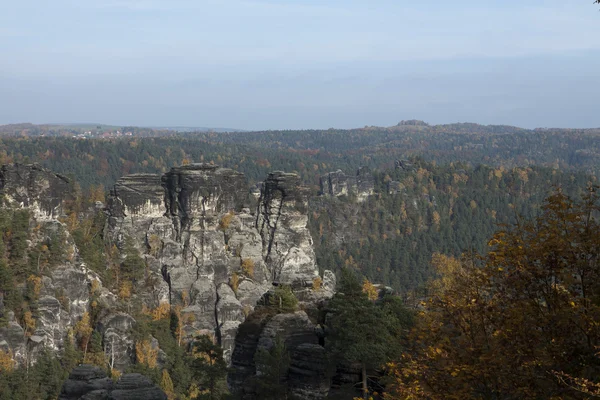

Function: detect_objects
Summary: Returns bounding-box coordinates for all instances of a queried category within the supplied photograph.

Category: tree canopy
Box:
[386,187,600,399]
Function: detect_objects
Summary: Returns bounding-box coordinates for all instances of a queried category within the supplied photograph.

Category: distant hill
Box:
[0,123,245,137]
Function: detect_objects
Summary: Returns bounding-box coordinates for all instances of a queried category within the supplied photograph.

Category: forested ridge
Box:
[0,122,598,190]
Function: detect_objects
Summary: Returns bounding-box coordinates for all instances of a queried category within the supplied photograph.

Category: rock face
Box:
[106,164,332,362]
[319,167,374,202]
[0,164,106,366]
[388,180,404,195]
[0,162,334,397]
[58,364,167,400]
[229,309,330,400]
[394,159,414,171]
[0,163,70,220]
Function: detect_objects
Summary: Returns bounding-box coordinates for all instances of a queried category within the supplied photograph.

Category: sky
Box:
[0,0,599,130]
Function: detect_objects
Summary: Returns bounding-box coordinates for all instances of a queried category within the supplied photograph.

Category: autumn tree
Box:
[387,188,600,400]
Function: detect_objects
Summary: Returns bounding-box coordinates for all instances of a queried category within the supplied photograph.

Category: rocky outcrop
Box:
[0,163,71,220]
[394,159,414,171]
[0,164,110,366]
[388,180,404,195]
[58,365,167,400]
[0,162,334,384]
[257,172,318,286]
[229,308,330,400]
[106,164,333,363]
[319,167,374,202]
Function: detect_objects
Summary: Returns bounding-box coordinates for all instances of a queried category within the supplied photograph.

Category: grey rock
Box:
[319,167,373,202]
[0,163,70,220]
[97,313,136,370]
[229,310,330,399]
[288,344,330,400]
[388,180,404,195]
[59,365,167,400]
[58,365,114,400]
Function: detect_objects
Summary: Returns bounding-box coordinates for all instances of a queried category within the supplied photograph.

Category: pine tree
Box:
[190,335,228,400]
[326,269,412,399]
[254,335,290,399]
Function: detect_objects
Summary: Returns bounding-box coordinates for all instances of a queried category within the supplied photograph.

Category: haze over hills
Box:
[1,120,599,138]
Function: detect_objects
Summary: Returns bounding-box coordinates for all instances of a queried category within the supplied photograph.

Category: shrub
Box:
[312,277,322,291]
[241,258,255,278]
[218,212,235,231]
[230,273,240,293]
[269,285,298,313]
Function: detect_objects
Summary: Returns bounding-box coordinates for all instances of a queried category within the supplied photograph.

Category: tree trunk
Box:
[362,363,368,400]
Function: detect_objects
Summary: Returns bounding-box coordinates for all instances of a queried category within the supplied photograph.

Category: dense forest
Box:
[0,124,599,399]
[0,122,598,190]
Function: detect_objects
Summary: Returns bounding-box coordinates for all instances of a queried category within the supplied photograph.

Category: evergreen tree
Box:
[190,335,228,400]
[254,335,290,399]
[326,269,413,400]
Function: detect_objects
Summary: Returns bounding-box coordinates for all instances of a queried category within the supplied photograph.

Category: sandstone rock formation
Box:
[106,164,333,362]
[0,163,335,398]
[229,308,331,400]
[0,164,106,365]
[58,364,167,400]
[0,163,70,220]
[319,167,374,202]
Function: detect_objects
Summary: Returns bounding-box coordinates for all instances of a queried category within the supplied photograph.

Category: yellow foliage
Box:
[27,274,42,299]
[312,277,322,291]
[362,279,378,301]
[218,212,234,231]
[111,368,122,381]
[119,281,133,300]
[160,369,176,400]
[241,258,255,278]
[151,303,171,321]
[230,273,240,293]
[90,279,101,295]
[432,210,441,226]
[136,340,158,369]
[23,311,36,336]
[83,350,106,367]
[74,312,93,350]
[0,349,15,372]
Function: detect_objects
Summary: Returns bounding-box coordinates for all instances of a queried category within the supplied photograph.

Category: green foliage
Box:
[190,335,228,400]
[268,285,298,313]
[388,188,600,399]
[254,335,290,400]
[71,212,109,283]
[0,350,70,400]
[326,269,414,399]
[311,161,593,293]
[120,236,146,283]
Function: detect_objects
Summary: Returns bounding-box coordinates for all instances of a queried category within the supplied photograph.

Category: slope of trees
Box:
[386,188,600,399]
[310,160,595,293]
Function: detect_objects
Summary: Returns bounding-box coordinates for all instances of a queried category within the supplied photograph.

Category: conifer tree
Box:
[254,335,290,399]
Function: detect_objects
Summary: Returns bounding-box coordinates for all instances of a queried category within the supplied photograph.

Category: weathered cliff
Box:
[0,163,71,220]
[0,163,335,398]
[106,164,333,362]
[319,167,374,202]
[59,364,167,400]
[0,164,112,366]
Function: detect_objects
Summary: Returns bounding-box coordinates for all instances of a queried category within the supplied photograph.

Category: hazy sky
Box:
[1,0,599,130]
